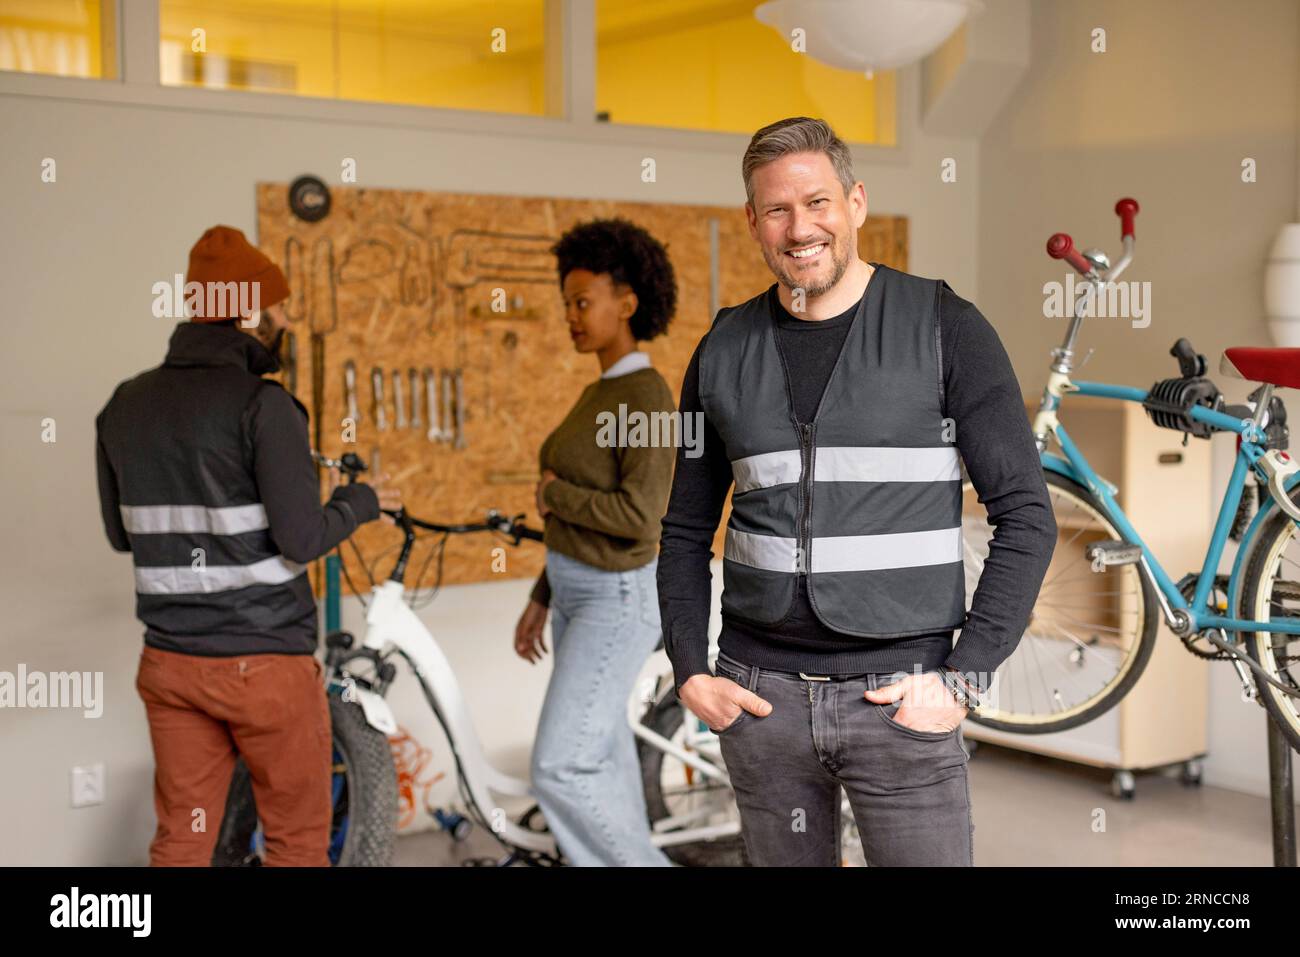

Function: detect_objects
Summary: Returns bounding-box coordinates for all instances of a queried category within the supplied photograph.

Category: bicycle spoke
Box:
[962,479,1145,724]
[1036,608,1129,635]
[1027,620,1121,707]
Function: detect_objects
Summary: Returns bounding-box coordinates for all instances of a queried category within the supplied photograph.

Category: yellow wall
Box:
[2,0,895,142]
[155,0,893,142]
[0,0,107,78]
[159,0,547,113]
[596,0,894,144]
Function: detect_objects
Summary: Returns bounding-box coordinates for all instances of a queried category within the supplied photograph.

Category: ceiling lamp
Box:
[755,0,984,73]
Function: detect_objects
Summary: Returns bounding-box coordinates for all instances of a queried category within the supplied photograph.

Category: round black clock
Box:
[288,175,331,222]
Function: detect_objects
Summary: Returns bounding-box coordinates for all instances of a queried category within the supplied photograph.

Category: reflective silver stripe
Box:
[815,446,960,483]
[731,450,801,493]
[724,527,962,573]
[134,556,305,595]
[724,528,800,572]
[120,504,269,535]
[731,446,960,493]
[810,527,962,573]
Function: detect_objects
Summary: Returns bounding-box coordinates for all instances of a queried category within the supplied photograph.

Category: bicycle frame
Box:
[1030,204,1300,653]
[345,578,740,856]
[1033,355,1300,646]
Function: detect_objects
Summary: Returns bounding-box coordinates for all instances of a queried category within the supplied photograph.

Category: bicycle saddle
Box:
[1221,347,1300,390]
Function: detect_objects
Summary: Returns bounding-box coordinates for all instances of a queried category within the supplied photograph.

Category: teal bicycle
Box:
[961,198,1300,752]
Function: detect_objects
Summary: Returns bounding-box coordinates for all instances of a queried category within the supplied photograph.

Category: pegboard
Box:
[255,183,908,595]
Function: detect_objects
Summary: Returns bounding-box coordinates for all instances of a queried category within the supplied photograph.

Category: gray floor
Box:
[394,740,1288,866]
[963,742,1284,866]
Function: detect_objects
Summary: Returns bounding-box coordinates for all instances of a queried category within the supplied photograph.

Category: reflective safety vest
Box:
[698,265,966,637]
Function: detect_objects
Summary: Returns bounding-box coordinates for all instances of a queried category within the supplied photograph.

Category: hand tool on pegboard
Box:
[283,330,298,395]
[439,370,454,445]
[392,369,407,429]
[424,367,441,442]
[441,229,556,419]
[409,368,422,431]
[308,235,338,593]
[343,360,358,441]
[309,236,339,455]
[371,366,387,431]
[283,236,306,324]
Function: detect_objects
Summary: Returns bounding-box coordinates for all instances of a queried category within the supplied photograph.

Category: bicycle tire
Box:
[1238,490,1300,753]
[638,688,749,867]
[963,470,1159,734]
[212,692,398,866]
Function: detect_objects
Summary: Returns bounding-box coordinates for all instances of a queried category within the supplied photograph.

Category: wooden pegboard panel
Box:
[256,183,908,594]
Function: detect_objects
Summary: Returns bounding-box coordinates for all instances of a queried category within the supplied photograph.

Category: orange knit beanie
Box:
[184,225,290,322]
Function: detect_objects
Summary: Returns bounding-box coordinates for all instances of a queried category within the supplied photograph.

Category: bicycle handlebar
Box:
[1042,197,1141,375]
[313,450,544,586]
[1046,232,1094,276]
[382,508,544,545]
[1115,197,1140,239]
[1045,197,1140,278]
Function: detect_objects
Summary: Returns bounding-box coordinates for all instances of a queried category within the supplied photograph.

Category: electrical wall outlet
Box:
[70,763,104,808]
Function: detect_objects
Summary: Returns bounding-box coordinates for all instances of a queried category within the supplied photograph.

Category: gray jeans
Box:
[713,651,974,866]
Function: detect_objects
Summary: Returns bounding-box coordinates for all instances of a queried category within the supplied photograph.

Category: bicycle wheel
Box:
[212,693,398,866]
[1238,493,1300,752]
[960,470,1158,733]
[638,687,749,866]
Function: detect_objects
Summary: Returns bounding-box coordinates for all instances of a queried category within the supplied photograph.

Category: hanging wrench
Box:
[371,366,387,431]
[440,370,454,444]
[392,369,407,429]
[424,367,440,441]
[409,368,422,430]
[343,360,359,433]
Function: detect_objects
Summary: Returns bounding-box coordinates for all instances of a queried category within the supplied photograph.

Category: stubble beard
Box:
[765,233,850,302]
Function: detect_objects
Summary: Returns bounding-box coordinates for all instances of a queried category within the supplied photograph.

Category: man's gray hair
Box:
[742,116,856,207]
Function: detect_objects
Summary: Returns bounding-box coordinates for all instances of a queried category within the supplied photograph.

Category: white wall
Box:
[0,60,977,864]
[976,0,1300,799]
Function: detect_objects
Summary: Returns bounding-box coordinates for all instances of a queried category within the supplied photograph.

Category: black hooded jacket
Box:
[95,322,379,656]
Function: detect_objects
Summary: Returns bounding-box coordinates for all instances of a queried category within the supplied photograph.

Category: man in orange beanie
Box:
[95,225,399,866]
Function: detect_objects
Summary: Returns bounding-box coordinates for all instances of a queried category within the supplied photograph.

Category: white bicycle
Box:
[214,452,857,867]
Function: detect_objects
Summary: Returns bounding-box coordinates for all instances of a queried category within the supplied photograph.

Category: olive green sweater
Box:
[529,364,677,607]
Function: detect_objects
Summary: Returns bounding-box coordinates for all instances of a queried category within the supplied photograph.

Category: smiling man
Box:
[657,116,1056,866]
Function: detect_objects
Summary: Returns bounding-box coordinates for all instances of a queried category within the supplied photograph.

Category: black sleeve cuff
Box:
[332,483,380,524]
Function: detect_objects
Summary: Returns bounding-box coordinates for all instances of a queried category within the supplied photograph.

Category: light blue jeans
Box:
[530,549,672,866]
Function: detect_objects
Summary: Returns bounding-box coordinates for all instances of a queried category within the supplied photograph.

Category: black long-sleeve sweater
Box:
[658,277,1056,694]
[95,321,380,656]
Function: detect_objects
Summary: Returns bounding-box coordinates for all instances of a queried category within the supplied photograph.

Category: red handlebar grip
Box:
[1115,197,1139,238]
[1046,232,1092,276]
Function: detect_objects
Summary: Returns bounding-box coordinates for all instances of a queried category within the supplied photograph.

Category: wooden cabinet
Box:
[960,397,1212,779]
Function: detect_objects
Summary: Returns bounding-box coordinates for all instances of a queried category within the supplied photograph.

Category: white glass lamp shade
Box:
[1265,224,1300,347]
[755,0,983,73]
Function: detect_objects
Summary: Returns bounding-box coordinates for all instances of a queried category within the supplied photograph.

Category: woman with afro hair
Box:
[513,217,678,866]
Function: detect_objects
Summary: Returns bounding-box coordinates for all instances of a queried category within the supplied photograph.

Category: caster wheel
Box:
[1181,758,1204,787]
[1111,770,1136,800]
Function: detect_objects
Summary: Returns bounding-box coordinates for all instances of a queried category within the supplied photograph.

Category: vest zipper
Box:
[799,422,814,577]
